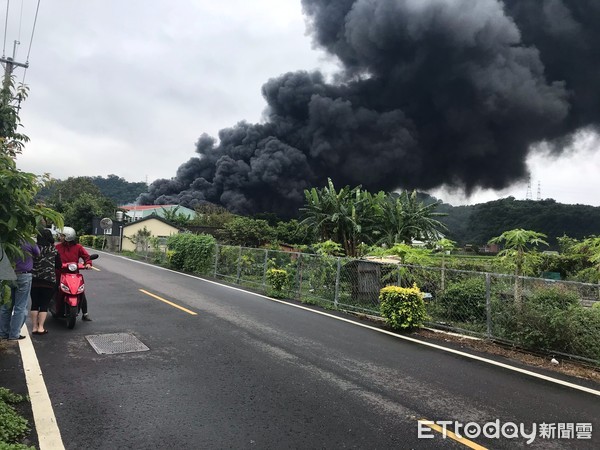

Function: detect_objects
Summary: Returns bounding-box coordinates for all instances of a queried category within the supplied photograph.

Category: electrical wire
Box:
[2,0,10,57]
[17,0,23,47]
[25,0,39,63]
[20,0,40,87]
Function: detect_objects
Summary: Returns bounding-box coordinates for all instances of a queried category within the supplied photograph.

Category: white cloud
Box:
[428,131,600,206]
[15,0,337,182]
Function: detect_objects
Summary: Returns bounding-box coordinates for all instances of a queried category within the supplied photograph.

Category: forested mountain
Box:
[38,175,147,206]
[435,197,600,248]
[36,174,599,248]
[90,175,148,205]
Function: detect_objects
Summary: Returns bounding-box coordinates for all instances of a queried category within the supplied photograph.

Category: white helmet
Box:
[61,226,77,242]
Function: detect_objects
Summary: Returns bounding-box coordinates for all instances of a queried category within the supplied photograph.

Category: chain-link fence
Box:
[139,244,600,364]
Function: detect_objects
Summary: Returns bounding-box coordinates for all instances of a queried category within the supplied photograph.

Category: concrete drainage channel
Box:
[85,333,150,355]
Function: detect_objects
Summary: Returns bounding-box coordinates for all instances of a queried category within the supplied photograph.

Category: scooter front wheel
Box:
[48,296,57,318]
[67,305,78,329]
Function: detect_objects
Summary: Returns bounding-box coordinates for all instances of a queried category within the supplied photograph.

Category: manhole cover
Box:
[85,333,150,355]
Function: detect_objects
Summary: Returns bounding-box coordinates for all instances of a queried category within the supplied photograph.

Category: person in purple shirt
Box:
[0,240,40,340]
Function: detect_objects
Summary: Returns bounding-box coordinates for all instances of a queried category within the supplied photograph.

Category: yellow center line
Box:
[418,419,488,450]
[91,267,100,271]
[139,289,198,315]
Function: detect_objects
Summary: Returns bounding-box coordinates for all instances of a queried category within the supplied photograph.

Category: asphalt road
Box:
[28,250,600,449]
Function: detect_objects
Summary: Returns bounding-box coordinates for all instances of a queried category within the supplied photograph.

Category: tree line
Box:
[32,173,600,254]
[436,196,600,248]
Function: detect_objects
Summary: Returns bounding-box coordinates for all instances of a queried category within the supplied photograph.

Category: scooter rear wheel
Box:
[67,305,78,329]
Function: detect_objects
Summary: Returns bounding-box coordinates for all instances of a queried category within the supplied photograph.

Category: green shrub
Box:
[0,387,32,448]
[217,246,241,277]
[167,233,216,274]
[496,286,580,352]
[438,277,487,323]
[306,254,337,298]
[565,306,600,360]
[266,268,288,297]
[91,236,105,250]
[526,285,580,310]
[379,284,427,331]
[148,237,166,264]
[166,250,176,265]
[573,267,600,284]
[79,235,94,246]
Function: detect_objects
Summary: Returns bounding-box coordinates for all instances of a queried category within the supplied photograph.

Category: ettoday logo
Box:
[418,420,593,444]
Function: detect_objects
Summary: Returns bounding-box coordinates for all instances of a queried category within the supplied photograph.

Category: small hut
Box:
[344,256,401,305]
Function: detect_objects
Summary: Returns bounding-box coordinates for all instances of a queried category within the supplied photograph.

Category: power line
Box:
[2,0,10,56]
[17,0,22,46]
[20,0,40,87]
[24,0,39,63]
[0,0,39,110]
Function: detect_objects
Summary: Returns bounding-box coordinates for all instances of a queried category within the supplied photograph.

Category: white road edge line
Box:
[18,327,65,450]
[95,250,600,397]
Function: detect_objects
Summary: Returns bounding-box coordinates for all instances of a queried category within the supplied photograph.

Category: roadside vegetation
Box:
[1,75,62,450]
[0,385,34,449]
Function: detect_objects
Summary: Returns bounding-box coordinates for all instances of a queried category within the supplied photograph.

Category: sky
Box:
[7,0,600,208]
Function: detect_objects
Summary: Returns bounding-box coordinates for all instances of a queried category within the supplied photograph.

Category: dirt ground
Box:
[411,328,600,384]
[342,310,600,385]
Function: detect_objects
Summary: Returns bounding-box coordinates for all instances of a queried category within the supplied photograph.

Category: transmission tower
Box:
[525,177,532,200]
[536,181,541,201]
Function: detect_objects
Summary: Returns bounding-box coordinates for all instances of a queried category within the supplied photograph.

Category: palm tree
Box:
[377,190,447,247]
[489,228,548,306]
[300,179,378,256]
[300,179,344,243]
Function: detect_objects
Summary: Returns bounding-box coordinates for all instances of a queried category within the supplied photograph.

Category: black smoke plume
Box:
[140,0,600,217]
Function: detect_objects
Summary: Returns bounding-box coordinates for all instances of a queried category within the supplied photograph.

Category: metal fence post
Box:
[485,273,492,338]
[213,244,219,277]
[296,253,303,300]
[441,258,446,292]
[236,246,242,284]
[334,257,341,307]
[262,249,269,293]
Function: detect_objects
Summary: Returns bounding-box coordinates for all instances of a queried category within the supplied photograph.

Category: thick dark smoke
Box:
[140,0,600,217]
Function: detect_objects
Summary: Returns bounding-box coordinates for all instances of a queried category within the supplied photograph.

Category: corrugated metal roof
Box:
[361,256,402,265]
[119,204,178,210]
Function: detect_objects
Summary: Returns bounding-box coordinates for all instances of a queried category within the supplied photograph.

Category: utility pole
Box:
[0,40,29,107]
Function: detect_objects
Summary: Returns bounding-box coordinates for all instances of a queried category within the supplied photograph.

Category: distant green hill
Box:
[37,175,148,206]
[433,196,600,248]
[90,175,148,205]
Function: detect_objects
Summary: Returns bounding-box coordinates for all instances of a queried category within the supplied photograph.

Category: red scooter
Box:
[50,254,98,329]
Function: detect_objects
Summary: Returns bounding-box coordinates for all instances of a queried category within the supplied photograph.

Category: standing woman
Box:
[30,229,61,335]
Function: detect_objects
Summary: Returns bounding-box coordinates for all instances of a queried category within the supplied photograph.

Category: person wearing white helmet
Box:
[56,227,93,321]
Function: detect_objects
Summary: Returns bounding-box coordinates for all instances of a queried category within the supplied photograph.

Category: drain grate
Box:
[85,333,150,355]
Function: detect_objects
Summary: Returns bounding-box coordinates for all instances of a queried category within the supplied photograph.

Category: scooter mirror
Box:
[89,254,99,260]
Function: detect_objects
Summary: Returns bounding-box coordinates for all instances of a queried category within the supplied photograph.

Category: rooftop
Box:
[119,204,178,211]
